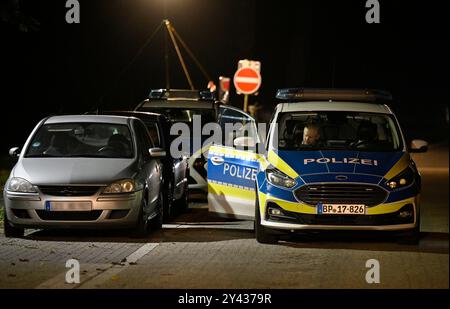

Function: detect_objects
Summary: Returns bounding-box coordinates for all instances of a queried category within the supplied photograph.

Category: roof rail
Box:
[149,89,216,101]
[275,88,393,103]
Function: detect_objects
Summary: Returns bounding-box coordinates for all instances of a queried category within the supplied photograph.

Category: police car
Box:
[135,89,219,198]
[207,88,428,244]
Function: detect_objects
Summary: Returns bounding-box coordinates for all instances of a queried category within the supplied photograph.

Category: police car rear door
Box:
[207,107,260,219]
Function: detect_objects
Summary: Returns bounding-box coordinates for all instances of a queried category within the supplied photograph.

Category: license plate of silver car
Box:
[45,201,92,211]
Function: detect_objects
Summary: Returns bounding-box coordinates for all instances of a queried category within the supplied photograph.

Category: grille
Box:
[39,186,100,197]
[36,210,102,221]
[295,184,387,207]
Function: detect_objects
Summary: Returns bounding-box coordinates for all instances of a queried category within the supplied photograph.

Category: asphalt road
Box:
[0,144,448,289]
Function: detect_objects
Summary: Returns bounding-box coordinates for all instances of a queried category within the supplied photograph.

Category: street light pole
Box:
[163,0,170,89]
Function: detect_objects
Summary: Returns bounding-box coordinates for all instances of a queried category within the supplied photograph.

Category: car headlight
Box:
[266,169,297,189]
[386,166,415,189]
[102,179,136,194]
[7,177,37,193]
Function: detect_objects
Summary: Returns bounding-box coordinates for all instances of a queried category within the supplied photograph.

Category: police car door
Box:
[207,107,259,219]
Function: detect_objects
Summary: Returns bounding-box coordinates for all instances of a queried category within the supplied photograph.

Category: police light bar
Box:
[149,89,216,101]
[275,88,393,103]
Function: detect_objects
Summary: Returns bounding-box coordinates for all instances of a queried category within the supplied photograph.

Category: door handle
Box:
[211,156,224,164]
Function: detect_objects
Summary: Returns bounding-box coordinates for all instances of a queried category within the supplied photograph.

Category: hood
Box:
[13,158,137,185]
[275,150,406,178]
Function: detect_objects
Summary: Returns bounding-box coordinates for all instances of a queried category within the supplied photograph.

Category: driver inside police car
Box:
[301,123,321,146]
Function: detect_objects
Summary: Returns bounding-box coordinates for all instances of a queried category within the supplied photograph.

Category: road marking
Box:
[121,243,158,264]
[77,242,159,288]
[35,242,159,289]
[163,222,254,230]
[24,229,40,237]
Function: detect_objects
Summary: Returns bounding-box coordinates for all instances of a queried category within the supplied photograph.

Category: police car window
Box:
[276,112,402,152]
[266,111,277,150]
[220,109,258,147]
[140,107,216,153]
[143,121,161,148]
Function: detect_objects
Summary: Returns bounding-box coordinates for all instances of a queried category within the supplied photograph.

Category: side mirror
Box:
[409,139,428,153]
[149,147,166,158]
[233,136,256,148]
[9,147,20,158]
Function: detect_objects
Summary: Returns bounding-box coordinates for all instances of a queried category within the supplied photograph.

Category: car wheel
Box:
[163,181,174,223]
[130,197,150,238]
[3,211,25,238]
[255,191,278,244]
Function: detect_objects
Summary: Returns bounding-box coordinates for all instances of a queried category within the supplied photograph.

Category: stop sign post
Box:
[233,66,262,112]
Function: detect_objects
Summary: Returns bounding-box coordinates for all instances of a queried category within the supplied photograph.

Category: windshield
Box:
[26,123,134,158]
[139,107,216,124]
[275,111,403,152]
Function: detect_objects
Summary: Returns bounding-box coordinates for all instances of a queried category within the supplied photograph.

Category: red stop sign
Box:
[233,67,261,95]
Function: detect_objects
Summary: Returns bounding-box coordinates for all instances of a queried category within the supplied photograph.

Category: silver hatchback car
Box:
[3,115,166,238]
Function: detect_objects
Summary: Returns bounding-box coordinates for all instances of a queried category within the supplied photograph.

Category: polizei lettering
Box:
[303,158,378,166]
[223,163,257,181]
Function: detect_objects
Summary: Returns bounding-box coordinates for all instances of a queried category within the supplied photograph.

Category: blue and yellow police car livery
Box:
[207,88,427,244]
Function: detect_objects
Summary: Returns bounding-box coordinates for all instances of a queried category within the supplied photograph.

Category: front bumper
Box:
[3,189,142,229]
[263,221,416,231]
[260,196,419,232]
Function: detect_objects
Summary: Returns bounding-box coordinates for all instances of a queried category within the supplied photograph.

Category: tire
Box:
[130,197,151,238]
[255,191,278,244]
[163,181,174,223]
[3,211,25,238]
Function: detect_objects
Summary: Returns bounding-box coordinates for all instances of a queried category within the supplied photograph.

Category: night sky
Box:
[1,0,448,154]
